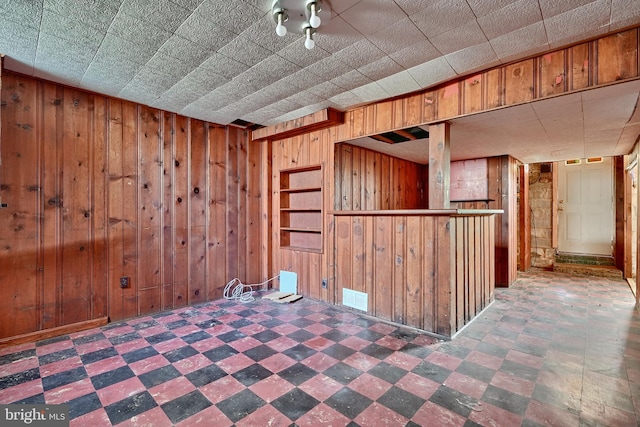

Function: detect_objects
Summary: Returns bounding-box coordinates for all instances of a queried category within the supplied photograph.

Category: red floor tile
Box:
[469,401,523,426]
[118,406,174,427]
[97,376,146,407]
[426,351,463,371]
[411,400,467,427]
[44,378,96,404]
[298,374,344,401]
[216,353,255,374]
[301,352,338,372]
[395,372,440,400]
[443,371,489,400]
[149,376,196,405]
[355,401,409,426]
[129,354,170,376]
[199,376,245,404]
[0,380,43,403]
[248,374,295,402]
[490,370,535,397]
[69,408,110,427]
[259,353,297,373]
[348,373,393,400]
[295,402,351,426]
[172,354,213,375]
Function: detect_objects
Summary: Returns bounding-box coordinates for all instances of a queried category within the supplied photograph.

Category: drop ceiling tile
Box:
[357,56,403,81]
[466,0,521,17]
[429,20,487,56]
[389,39,440,69]
[34,63,85,87]
[108,12,173,51]
[304,80,345,99]
[217,35,273,67]
[157,35,214,65]
[329,0,361,14]
[307,55,353,81]
[81,59,140,92]
[178,67,230,92]
[265,71,310,93]
[477,0,542,40]
[333,39,386,69]
[611,0,640,30]
[276,41,329,68]
[489,22,549,61]
[350,82,389,103]
[411,0,476,38]
[175,12,237,51]
[168,0,205,12]
[330,70,373,91]
[375,71,421,96]
[445,42,499,74]
[0,1,43,24]
[40,9,105,50]
[329,91,365,109]
[0,20,39,65]
[43,0,121,32]
[544,0,611,47]
[313,16,362,53]
[144,52,201,79]
[242,14,295,53]
[285,90,326,107]
[339,0,407,37]
[119,0,192,32]
[245,55,302,88]
[199,54,250,79]
[195,0,266,35]
[538,0,594,19]
[407,56,456,88]
[368,18,427,56]
[94,33,157,66]
[36,33,96,68]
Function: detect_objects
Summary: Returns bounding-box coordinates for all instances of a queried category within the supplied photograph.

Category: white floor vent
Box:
[342,288,368,312]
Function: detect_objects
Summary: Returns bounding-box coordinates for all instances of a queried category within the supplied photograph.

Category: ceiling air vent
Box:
[369,126,429,144]
[230,119,264,131]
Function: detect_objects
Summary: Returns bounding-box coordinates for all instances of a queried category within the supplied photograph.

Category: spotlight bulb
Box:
[305,33,315,50]
[309,3,321,28]
[275,13,287,36]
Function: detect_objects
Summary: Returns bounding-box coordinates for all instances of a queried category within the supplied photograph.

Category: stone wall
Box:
[529,163,555,268]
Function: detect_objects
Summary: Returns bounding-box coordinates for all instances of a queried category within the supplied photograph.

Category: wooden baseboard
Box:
[0,317,109,348]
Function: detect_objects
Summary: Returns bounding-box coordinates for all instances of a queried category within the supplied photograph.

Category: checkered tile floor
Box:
[1,270,639,426]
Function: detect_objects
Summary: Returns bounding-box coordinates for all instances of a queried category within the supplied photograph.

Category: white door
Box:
[557,157,614,255]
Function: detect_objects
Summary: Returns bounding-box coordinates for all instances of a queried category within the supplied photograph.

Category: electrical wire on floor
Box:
[223,274,280,303]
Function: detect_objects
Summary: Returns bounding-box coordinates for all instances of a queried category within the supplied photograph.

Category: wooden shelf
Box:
[280,165,323,252]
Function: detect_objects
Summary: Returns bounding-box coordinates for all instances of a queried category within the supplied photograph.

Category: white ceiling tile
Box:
[376,71,421,96]
[329,91,365,109]
[538,0,594,19]
[333,39,386,69]
[357,56,403,81]
[119,0,191,32]
[43,0,121,32]
[241,14,293,53]
[338,0,407,37]
[329,0,361,14]
[445,42,499,74]
[0,1,43,24]
[477,0,543,39]
[94,33,157,66]
[312,16,361,53]
[195,0,266,35]
[108,13,172,51]
[429,21,487,56]
[544,0,611,47]
[389,39,440,69]
[307,55,353,80]
[466,0,521,17]
[331,70,373,91]
[40,9,105,50]
[199,53,250,79]
[276,40,330,68]
[0,20,39,67]
[217,35,273,67]
[303,80,345,99]
[368,18,427,56]
[157,35,214,65]
[611,0,640,30]
[176,12,237,51]
[407,56,456,88]
[489,22,549,61]
[411,0,476,38]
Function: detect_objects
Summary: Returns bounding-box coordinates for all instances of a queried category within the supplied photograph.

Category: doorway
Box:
[557,157,614,255]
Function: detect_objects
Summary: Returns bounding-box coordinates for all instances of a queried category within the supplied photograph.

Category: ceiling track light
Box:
[271,0,326,50]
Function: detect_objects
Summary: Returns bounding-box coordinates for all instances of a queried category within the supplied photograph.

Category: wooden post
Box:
[519,164,531,271]
[428,122,450,209]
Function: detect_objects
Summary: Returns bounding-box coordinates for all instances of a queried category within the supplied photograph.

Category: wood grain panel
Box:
[597,30,638,84]
[0,71,256,340]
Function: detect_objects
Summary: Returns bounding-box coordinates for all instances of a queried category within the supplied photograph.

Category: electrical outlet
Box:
[120,276,129,288]
[321,278,327,289]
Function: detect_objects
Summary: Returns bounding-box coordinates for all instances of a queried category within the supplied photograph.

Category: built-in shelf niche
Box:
[280,164,323,252]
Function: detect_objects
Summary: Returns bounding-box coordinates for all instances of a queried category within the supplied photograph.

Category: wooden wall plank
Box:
[0,72,256,340]
[597,30,638,85]
[463,74,483,114]
[505,60,535,106]
[393,216,406,325]
[539,51,567,98]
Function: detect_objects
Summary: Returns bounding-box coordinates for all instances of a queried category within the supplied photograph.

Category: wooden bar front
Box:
[332,209,499,338]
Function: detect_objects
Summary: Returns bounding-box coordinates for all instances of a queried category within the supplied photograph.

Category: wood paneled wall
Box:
[333,212,495,337]
[331,28,639,144]
[334,143,427,211]
[0,72,263,339]
[271,133,334,303]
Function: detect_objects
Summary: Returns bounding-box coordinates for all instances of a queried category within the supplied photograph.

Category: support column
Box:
[428,122,450,209]
[519,164,531,271]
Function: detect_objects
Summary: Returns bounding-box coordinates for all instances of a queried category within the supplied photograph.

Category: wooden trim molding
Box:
[252,108,344,142]
[0,317,108,348]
